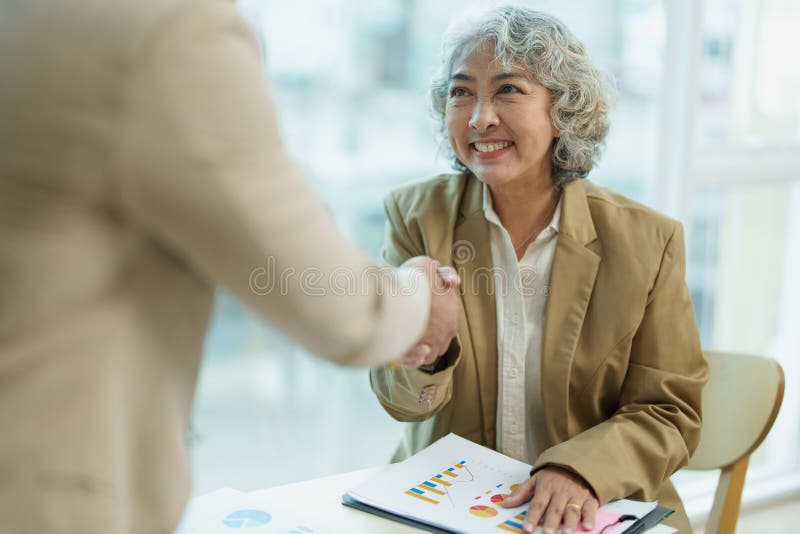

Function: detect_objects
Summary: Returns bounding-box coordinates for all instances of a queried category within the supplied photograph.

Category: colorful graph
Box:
[473,484,519,506]
[405,487,440,504]
[490,493,509,505]
[399,456,533,532]
[419,480,447,495]
[432,474,453,487]
[496,510,529,532]
[469,505,499,518]
[405,460,474,506]
[222,509,272,529]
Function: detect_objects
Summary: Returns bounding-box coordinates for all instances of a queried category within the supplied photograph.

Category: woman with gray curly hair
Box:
[370,5,706,533]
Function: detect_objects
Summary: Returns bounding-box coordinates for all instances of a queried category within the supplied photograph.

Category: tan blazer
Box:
[0,1,429,533]
[371,173,708,532]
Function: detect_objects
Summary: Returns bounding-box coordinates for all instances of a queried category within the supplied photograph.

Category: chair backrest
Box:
[686,351,784,534]
[688,352,785,470]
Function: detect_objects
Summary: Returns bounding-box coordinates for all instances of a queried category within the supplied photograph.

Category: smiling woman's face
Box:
[445,43,558,189]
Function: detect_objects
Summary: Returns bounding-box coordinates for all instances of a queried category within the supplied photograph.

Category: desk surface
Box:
[248,466,423,532]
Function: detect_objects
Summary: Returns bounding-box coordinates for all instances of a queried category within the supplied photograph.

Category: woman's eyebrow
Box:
[450,72,475,82]
[491,72,528,83]
[449,72,529,83]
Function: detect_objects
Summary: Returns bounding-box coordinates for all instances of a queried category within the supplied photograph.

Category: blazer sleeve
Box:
[531,222,708,504]
[112,0,429,367]
[369,193,462,422]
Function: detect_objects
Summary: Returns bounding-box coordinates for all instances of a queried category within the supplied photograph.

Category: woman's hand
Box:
[399,260,461,367]
[502,467,599,534]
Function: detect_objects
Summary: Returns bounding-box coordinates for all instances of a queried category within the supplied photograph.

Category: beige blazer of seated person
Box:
[371,174,708,532]
[0,1,431,533]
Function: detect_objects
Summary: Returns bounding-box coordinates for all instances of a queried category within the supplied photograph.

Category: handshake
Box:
[398,256,462,369]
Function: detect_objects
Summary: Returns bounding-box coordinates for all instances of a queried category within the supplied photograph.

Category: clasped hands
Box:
[399,256,461,368]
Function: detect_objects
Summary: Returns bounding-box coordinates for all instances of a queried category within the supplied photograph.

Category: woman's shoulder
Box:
[382,173,468,260]
[387,173,466,205]
[385,173,467,214]
[581,180,679,237]
[578,180,685,267]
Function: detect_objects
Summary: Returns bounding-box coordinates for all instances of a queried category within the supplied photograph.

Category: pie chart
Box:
[491,493,509,505]
[469,505,498,518]
[222,509,272,528]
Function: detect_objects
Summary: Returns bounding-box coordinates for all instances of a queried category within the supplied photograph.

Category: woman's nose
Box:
[468,97,500,131]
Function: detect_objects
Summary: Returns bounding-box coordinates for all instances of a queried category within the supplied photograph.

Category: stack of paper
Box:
[345,433,674,534]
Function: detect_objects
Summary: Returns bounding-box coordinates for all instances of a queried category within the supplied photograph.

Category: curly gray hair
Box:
[430,5,613,187]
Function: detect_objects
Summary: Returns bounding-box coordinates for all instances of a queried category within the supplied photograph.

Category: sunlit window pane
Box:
[698,0,800,144]
[687,181,800,476]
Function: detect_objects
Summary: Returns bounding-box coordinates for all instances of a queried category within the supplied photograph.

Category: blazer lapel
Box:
[452,176,498,447]
[542,180,601,443]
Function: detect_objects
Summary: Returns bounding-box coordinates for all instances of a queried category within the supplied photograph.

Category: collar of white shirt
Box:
[482,182,562,239]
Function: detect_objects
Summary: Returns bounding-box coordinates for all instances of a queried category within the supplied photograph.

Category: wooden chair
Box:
[685,351,785,534]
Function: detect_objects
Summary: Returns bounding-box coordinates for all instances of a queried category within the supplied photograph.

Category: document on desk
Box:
[176,487,323,534]
[344,433,674,534]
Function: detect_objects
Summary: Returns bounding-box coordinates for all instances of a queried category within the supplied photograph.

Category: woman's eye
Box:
[499,84,519,94]
[450,87,469,97]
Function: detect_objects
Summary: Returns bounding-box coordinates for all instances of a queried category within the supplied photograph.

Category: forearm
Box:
[532,397,700,504]
[369,339,461,421]
[114,0,430,366]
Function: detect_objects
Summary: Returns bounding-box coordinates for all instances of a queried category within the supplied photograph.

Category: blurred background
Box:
[190,0,800,526]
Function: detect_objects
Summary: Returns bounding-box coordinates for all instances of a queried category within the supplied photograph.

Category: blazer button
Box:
[418,385,436,405]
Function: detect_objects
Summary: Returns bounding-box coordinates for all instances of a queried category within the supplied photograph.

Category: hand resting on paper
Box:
[502,466,599,534]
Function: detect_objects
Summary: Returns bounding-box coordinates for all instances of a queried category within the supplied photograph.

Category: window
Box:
[673,0,800,514]
[697,0,800,145]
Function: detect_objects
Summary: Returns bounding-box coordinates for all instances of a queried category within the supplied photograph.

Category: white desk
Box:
[249,466,422,532]
[178,466,423,533]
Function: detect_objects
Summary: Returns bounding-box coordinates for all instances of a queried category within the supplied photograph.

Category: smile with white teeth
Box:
[473,141,513,153]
